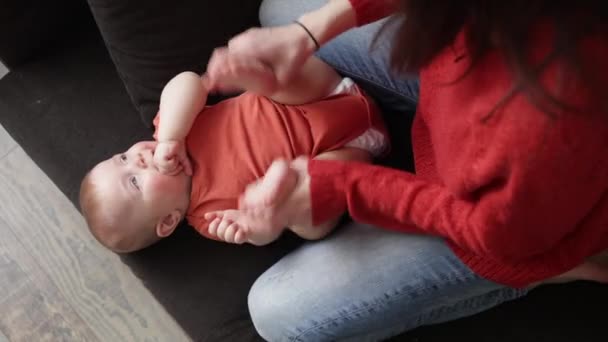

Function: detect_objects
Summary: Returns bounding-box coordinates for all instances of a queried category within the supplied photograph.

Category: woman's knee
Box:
[248,273,301,341]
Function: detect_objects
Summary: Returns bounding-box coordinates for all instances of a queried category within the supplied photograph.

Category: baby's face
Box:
[91,141,191,220]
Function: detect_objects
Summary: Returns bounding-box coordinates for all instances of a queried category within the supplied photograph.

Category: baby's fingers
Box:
[158,158,181,175]
[178,155,193,176]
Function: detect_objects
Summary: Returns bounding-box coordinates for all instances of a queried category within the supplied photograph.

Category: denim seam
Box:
[290,271,478,341]
[290,272,524,341]
[365,286,528,341]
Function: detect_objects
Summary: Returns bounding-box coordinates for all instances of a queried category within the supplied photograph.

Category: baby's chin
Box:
[177,170,193,182]
[181,172,193,194]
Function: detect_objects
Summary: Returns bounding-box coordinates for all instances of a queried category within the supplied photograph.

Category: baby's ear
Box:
[155,210,182,238]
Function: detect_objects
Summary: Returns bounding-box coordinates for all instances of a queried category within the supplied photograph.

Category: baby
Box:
[79,51,388,253]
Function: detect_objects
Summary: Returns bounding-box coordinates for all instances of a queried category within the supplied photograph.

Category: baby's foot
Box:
[205,207,288,246]
[240,159,298,209]
[206,214,248,244]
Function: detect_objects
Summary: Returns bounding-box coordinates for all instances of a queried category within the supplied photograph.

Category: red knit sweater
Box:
[309,0,608,287]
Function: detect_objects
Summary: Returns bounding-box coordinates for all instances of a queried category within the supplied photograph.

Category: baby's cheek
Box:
[150,175,183,194]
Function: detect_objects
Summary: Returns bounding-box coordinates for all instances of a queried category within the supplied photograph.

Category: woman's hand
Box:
[239,157,313,228]
[210,0,357,92]
[204,47,279,95]
[272,157,313,227]
[215,24,316,90]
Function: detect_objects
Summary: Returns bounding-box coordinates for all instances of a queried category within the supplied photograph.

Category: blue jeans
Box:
[248,1,529,341]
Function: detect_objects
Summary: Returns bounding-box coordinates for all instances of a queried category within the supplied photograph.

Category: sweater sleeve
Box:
[348,0,399,26]
[309,32,608,266]
[309,125,608,264]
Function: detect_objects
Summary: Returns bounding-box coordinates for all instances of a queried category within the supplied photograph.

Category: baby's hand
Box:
[153,140,193,176]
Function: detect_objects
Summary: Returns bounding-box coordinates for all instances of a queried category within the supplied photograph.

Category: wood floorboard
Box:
[0,215,98,341]
[0,329,9,342]
[0,125,16,160]
[0,146,189,341]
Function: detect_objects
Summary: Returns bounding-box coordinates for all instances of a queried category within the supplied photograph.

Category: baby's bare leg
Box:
[286,147,371,240]
[288,218,340,241]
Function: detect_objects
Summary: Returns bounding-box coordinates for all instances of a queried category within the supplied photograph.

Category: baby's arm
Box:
[157,72,209,142]
[153,72,208,174]
[206,48,342,105]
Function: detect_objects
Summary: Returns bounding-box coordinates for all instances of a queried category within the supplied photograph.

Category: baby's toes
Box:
[223,223,239,244]
[207,218,221,237]
[215,218,233,241]
[234,228,247,245]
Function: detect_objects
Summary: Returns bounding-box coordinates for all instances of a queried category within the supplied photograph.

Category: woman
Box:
[211,0,608,340]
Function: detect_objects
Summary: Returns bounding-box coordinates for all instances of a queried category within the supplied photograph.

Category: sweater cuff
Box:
[309,159,348,225]
[348,0,397,26]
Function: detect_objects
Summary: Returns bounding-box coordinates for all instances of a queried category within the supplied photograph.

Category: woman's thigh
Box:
[259,0,419,113]
[248,222,528,341]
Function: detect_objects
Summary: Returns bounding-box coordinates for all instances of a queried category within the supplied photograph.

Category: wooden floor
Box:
[0,120,190,340]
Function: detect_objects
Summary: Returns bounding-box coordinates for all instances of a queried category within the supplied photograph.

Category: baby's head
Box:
[79,141,192,253]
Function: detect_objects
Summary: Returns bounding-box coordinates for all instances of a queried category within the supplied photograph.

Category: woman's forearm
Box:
[297,0,398,47]
[297,0,357,47]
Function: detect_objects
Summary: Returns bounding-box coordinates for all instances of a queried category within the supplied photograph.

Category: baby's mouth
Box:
[146,150,160,171]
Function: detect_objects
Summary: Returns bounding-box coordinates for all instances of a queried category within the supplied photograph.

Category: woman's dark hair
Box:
[379,0,608,116]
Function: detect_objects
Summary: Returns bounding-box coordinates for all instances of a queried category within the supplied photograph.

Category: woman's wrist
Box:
[297,0,357,48]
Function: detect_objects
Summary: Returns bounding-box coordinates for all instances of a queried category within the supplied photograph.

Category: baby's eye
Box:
[130,176,140,190]
[120,154,127,163]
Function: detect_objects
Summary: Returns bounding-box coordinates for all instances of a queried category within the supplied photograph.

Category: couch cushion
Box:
[87,0,263,125]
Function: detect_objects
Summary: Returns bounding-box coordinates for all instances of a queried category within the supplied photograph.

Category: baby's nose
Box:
[136,153,147,169]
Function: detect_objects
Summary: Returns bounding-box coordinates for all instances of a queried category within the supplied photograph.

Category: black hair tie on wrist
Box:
[294,20,320,51]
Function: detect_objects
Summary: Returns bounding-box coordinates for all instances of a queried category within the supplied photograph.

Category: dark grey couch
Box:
[0,1,606,341]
